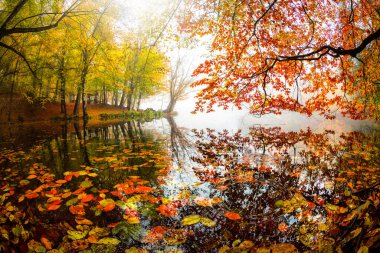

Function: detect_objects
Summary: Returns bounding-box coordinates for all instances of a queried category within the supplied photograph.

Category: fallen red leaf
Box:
[224,212,241,220]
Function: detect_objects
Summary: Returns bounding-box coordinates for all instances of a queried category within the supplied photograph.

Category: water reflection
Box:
[0,118,379,252]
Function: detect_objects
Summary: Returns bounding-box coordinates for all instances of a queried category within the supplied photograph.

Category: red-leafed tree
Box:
[182,0,380,119]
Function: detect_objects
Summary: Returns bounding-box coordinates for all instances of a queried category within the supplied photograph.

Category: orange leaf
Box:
[103,203,115,212]
[80,194,94,203]
[87,235,98,243]
[224,212,241,220]
[25,191,39,199]
[56,179,67,184]
[62,192,72,198]
[64,175,73,181]
[135,185,154,193]
[194,197,212,207]
[41,237,52,250]
[75,218,93,225]
[278,222,289,233]
[47,204,61,211]
[27,174,37,179]
[69,205,86,215]
[156,204,177,217]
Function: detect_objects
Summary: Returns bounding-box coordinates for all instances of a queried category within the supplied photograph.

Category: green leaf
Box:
[181,215,200,226]
[200,217,216,227]
[94,237,120,245]
[12,225,22,237]
[35,245,47,253]
[89,227,110,237]
[80,180,93,188]
[65,198,79,206]
[67,230,88,240]
[112,221,142,241]
[325,203,339,212]
[275,200,284,208]
[99,198,115,207]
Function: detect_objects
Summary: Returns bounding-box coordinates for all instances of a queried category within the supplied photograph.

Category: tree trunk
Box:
[58,57,67,118]
[8,61,18,122]
[119,90,126,107]
[165,98,176,113]
[126,85,134,111]
[53,79,59,101]
[103,85,107,105]
[73,86,81,116]
[136,93,142,110]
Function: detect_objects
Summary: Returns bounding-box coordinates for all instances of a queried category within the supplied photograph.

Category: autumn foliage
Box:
[182,0,380,119]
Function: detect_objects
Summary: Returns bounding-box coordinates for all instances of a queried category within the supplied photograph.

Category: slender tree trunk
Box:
[58,57,67,118]
[103,85,107,105]
[136,93,142,110]
[81,68,88,120]
[73,86,81,116]
[126,84,134,111]
[119,90,126,107]
[54,79,59,101]
[8,61,18,122]
[165,97,177,113]
[8,78,15,121]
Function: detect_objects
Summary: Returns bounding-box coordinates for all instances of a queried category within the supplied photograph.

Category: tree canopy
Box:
[182,0,380,119]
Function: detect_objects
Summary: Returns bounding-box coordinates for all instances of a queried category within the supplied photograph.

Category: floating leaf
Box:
[26,175,37,179]
[93,237,120,245]
[80,179,93,188]
[278,222,289,233]
[41,237,52,250]
[200,217,216,227]
[275,200,284,208]
[156,204,177,217]
[67,230,88,240]
[88,228,108,237]
[224,212,241,220]
[66,198,79,206]
[239,240,254,249]
[46,204,61,211]
[99,198,116,212]
[69,205,86,215]
[194,197,212,207]
[75,218,93,225]
[325,203,339,212]
[181,215,201,226]
[80,194,94,203]
[25,191,39,199]
[19,179,30,186]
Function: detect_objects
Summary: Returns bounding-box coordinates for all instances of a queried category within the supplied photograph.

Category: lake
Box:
[0,111,379,253]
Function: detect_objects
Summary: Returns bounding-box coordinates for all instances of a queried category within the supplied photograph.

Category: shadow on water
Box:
[0,117,379,252]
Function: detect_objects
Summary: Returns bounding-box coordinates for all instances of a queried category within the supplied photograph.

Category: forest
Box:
[0,0,379,253]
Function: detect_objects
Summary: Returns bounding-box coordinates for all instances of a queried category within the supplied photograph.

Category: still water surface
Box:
[0,112,379,252]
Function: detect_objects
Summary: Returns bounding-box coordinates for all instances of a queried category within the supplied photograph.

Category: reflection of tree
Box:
[166,116,193,169]
[190,127,380,251]
[74,121,91,166]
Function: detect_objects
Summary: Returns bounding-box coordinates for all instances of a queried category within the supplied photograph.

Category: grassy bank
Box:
[0,95,162,123]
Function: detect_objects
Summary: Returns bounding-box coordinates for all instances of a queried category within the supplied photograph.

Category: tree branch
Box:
[0,0,28,29]
[279,27,380,60]
[0,41,35,76]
